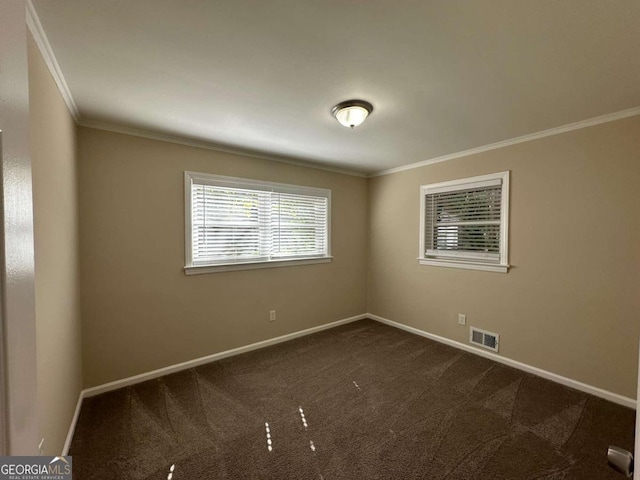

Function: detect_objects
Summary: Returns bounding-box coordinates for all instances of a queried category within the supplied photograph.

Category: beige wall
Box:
[28,33,82,454]
[368,116,640,398]
[78,117,640,398]
[77,127,368,387]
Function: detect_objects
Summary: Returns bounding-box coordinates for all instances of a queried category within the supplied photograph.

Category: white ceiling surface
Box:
[32,1,640,174]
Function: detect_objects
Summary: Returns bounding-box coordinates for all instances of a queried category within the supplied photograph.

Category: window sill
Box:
[185,256,333,275]
[418,258,509,273]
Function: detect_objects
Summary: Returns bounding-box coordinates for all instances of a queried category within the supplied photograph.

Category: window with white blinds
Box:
[419,171,509,273]
[185,172,331,273]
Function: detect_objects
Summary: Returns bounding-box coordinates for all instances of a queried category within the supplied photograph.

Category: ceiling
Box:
[31,0,640,175]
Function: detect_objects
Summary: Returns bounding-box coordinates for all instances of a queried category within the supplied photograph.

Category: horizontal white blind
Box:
[192,185,268,262]
[191,183,328,265]
[425,184,502,260]
[271,192,328,258]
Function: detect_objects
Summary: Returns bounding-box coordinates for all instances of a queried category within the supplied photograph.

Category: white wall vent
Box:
[470,327,499,352]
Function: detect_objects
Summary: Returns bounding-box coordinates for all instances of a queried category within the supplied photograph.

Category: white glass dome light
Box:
[331,100,373,129]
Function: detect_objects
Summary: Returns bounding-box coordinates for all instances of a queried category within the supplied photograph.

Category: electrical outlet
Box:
[269,310,276,322]
[39,438,44,455]
[458,314,466,326]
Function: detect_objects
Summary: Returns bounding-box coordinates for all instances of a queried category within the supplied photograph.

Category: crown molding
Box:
[369,106,640,178]
[78,119,368,178]
[26,0,80,122]
[24,0,639,179]
[24,0,365,178]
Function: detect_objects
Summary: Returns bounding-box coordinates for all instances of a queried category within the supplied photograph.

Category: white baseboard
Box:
[61,390,84,456]
[83,313,367,398]
[63,313,366,453]
[368,313,636,409]
[64,311,635,454]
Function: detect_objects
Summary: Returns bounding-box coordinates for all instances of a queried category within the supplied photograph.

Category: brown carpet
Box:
[70,320,635,479]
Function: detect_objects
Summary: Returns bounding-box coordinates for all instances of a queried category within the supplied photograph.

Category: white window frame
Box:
[184,171,332,275]
[419,171,510,273]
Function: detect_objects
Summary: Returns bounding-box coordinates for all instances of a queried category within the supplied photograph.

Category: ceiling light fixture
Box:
[331,100,373,129]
